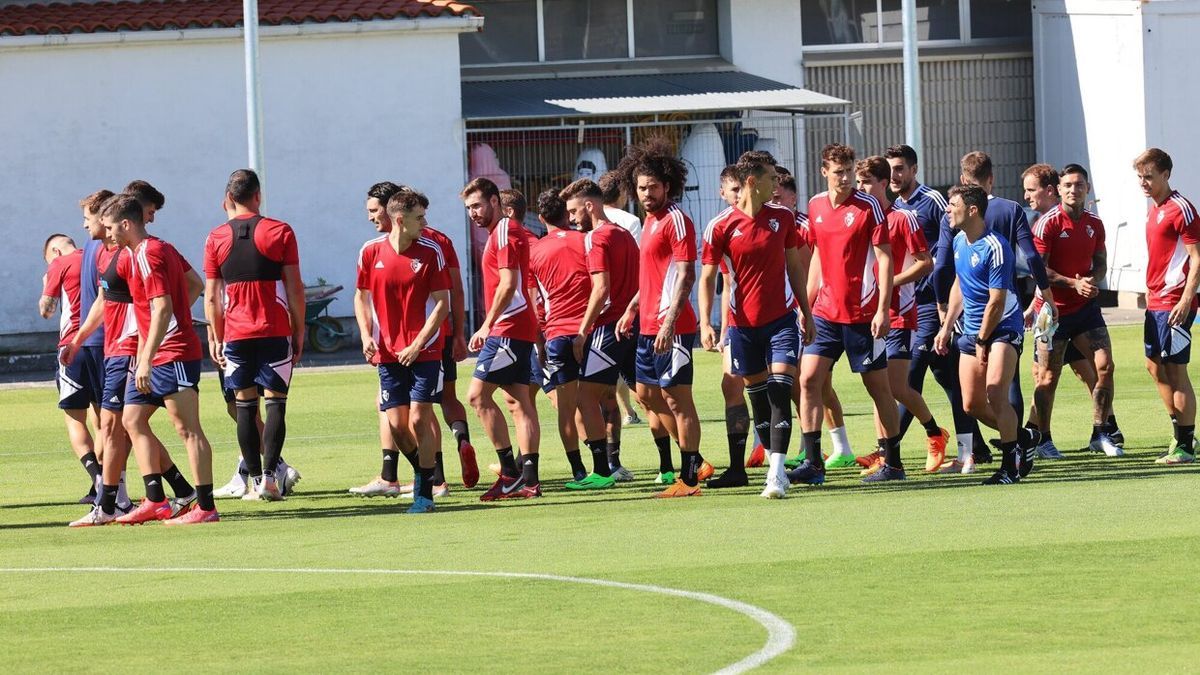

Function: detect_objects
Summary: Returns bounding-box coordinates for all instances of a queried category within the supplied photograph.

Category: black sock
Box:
[766,374,795,461]
[885,436,903,469]
[195,484,214,511]
[433,451,446,485]
[418,465,435,499]
[381,450,399,482]
[1178,425,1195,452]
[520,453,540,484]
[1107,414,1119,431]
[496,446,519,478]
[1042,430,1053,443]
[921,417,941,438]
[725,403,750,470]
[565,449,586,476]
[235,399,264,476]
[237,462,250,478]
[585,439,610,477]
[143,473,166,502]
[403,450,421,473]
[747,383,772,453]
[606,441,622,469]
[100,484,118,515]
[1092,424,1104,441]
[654,435,674,473]
[681,451,701,487]
[79,452,101,481]
[162,464,194,498]
[999,440,1019,472]
[450,419,470,446]
[801,431,821,465]
[262,397,287,476]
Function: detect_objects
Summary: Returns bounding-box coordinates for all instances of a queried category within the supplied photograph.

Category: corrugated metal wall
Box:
[804,54,1035,200]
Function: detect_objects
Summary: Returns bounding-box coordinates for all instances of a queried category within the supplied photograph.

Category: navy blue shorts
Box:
[580,322,635,386]
[529,343,544,388]
[378,360,443,410]
[956,329,1024,358]
[223,336,292,394]
[728,311,799,377]
[912,302,940,357]
[1145,308,1197,364]
[101,355,132,411]
[473,336,534,386]
[635,333,696,388]
[885,328,914,361]
[217,367,263,404]
[441,339,458,383]
[1057,301,1106,342]
[803,316,886,373]
[542,335,580,392]
[56,345,104,410]
[125,359,201,408]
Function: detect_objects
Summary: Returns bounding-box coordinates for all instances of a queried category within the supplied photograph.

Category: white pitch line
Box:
[0,566,795,673]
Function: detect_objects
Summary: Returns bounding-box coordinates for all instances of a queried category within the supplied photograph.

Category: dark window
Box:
[543,0,629,61]
[970,0,1032,39]
[460,0,539,65]
[800,0,881,46]
[879,0,960,41]
[633,0,720,57]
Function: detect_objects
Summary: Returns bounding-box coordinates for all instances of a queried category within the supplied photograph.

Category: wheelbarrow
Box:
[305,284,349,353]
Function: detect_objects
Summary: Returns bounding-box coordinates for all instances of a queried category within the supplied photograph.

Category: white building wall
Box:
[0,26,468,336]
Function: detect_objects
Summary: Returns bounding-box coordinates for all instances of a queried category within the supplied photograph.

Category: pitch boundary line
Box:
[0,566,795,673]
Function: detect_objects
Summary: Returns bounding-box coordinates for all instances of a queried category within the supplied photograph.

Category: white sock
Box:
[828,426,853,457]
[117,472,130,506]
[956,433,973,462]
[767,451,785,480]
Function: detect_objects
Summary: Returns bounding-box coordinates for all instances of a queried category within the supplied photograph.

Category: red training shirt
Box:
[884,206,928,329]
[701,202,798,328]
[529,229,592,340]
[203,214,300,342]
[584,221,640,328]
[807,190,889,324]
[356,235,451,364]
[1032,205,1106,316]
[128,237,202,365]
[43,249,83,348]
[97,245,138,357]
[480,218,538,342]
[421,226,461,339]
[1145,191,1200,312]
[639,203,698,336]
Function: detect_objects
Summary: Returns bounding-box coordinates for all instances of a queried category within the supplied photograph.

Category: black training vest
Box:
[100,248,132,303]
[218,215,283,282]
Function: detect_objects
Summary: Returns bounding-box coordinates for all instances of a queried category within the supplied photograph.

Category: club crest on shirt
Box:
[843,213,855,227]
[411,259,423,273]
[970,252,980,267]
[768,218,779,232]
[1086,224,1094,238]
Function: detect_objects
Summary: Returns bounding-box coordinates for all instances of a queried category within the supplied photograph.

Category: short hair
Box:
[78,189,115,215]
[960,151,993,184]
[774,165,792,177]
[734,150,776,184]
[536,189,568,227]
[884,144,919,166]
[226,169,261,205]
[1060,163,1090,183]
[460,177,500,201]
[99,193,145,226]
[719,165,740,183]
[559,178,604,202]
[949,184,989,218]
[43,233,73,256]
[499,188,527,222]
[385,189,428,216]
[820,143,856,167]
[124,180,164,210]
[598,171,624,205]
[855,156,890,182]
[367,181,402,204]
[1021,163,1059,190]
[1134,148,1172,173]
[777,173,797,194]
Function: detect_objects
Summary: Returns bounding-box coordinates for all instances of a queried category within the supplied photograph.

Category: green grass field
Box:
[2,323,1199,672]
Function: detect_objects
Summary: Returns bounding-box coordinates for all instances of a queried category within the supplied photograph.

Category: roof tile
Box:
[0,0,480,37]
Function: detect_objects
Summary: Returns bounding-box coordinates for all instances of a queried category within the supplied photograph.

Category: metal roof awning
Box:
[462,70,850,121]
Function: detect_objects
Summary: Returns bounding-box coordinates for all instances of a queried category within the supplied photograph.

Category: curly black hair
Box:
[616,136,688,202]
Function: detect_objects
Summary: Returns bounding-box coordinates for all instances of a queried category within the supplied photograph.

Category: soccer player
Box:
[598,170,643,427]
[101,194,218,524]
[700,151,812,499]
[40,234,107,505]
[462,177,542,500]
[354,189,451,513]
[855,156,949,469]
[1134,148,1200,464]
[886,144,985,472]
[615,144,705,497]
[1027,164,1121,457]
[560,178,640,490]
[934,185,1040,484]
[500,189,546,404]
[529,189,592,481]
[203,169,304,501]
[799,144,903,484]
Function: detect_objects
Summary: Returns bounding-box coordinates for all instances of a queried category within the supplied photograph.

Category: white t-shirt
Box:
[604,206,643,246]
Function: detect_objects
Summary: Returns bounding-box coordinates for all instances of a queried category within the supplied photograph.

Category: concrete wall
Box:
[0,23,470,339]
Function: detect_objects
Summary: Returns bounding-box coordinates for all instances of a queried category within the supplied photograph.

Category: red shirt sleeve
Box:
[907,219,929,254]
[140,243,171,300]
[203,230,222,279]
[495,221,521,271]
[1094,216,1106,250]
[429,245,452,293]
[1177,203,1200,245]
[42,257,65,297]
[670,213,697,262]
[701,222,724,266]
[586,230,609,274]
[440,234,461,270]
[355,243,375,290]
[782,211,798,248]
[869,205,889,246]
[1032,214,1055,257]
